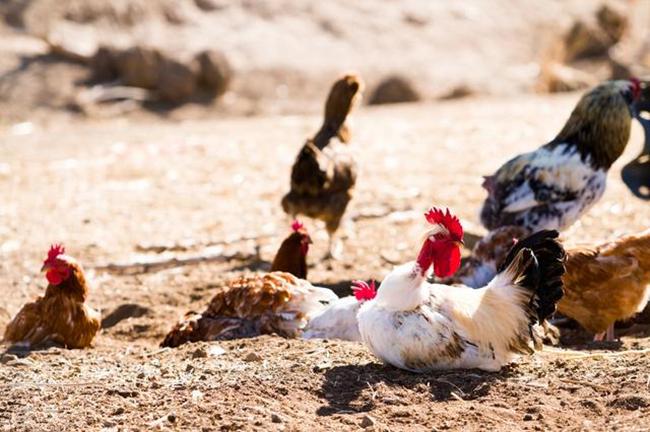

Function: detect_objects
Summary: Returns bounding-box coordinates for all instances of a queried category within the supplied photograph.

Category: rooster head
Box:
[416,207,464,278]
[41,244,72,286]
[351,279,377,302]
[291,219,312,256]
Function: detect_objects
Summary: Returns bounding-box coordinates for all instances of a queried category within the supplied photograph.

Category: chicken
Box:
[559,230,650,341]
[3,245,101,349]
[357,208,566,372]
[281,74,364,259]
[161,222,337,347]
[270,220,312,279]
[302,279,377,341]
[480,79,642,233]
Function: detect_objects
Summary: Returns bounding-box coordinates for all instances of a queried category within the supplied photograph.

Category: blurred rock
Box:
[45,22,98,64]
[596,3,628,43]
[368,75,421,105]
[194,0,227,12]
[196,49,232,97]
[116,46,164,89]
[538,62,596,93]
[563,20,612,62]
[157,57,198,102]
[90,46,119,83]
[438,84,475,101]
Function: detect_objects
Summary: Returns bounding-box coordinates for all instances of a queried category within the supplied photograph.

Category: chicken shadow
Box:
[316,362,514,416]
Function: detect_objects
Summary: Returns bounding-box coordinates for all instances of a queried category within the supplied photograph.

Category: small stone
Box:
[208,345,226,356]
[360,415,376,428]
[244,352,262,362]
[137,372,146,379]
[523,414,534,421]
[186,364,195,372]
[167,414,177,423]
[271,413,283,423]
[112,407,125,416]
[192,347,208,358]
[0,354,18,364]
[368,75,420,105]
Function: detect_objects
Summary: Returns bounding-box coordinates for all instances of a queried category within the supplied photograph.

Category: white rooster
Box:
[358,207,566,372]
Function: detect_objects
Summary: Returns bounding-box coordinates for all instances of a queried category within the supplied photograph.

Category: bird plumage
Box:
[358,223,566,372]
[160,224,338,347]
[481,79,640,233]
[281,74,364,258]
[3,249,101,349]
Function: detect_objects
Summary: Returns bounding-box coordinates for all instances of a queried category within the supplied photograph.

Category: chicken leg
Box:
[593,324,616,342]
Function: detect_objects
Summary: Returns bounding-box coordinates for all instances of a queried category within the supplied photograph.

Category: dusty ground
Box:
[1,93,650,431]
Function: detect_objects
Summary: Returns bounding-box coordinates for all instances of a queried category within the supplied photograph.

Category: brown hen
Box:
[559,230,650,341]
[161,223,337,347]
[3,245,101,349]
[281,74,364,259]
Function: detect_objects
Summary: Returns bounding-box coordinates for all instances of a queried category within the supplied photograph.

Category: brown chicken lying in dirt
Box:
[449,227,650,341]
[161,222,338,347]
[3,245,101,349]
[281,74,364,260]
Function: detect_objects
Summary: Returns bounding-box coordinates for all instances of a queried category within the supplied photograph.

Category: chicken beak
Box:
[41,263,50,272]
[455,240,465,248]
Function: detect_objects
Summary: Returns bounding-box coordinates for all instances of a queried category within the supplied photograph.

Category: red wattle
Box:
[432,243,461,278]
[46,269,63,285]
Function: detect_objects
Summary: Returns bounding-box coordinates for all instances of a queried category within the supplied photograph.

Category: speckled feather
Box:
[481,80,637,233]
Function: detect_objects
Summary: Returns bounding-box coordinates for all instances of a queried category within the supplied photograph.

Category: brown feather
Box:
[281,74,364,236]
[558,230,650,334]
[3,257,100,349]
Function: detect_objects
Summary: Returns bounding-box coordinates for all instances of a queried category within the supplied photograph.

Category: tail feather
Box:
[497,230,566,323]
[160,313,248,348]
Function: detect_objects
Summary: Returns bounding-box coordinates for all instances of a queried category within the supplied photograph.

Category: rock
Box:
[112,407,125,416]
[0,353,18,364]
[271,413,283,423]
[192,347,208,359]
[167,413,177,423]
[563,20,612,62]
[208,345,226,356]
[244,352,262,362]
[115,47,164,89]
[46,22,99,64]
[90,46,119,83]
[368,75,421,105]
[597,4,628,43]
[157,57,198,103]
[101,303,152,329]
[608,394,650,410]
[537,62,596,93]
[438,84,475,101]
[196,50,232,97]
[194,0,227,11]
[360,415,376,428]
[523,414,533,421]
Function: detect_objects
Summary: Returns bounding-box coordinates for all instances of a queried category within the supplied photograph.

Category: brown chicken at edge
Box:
[161,222,337,348]
[560,230,650,341]
[281,74,364,260]
[448,227,650,341]
[3,245,101,349]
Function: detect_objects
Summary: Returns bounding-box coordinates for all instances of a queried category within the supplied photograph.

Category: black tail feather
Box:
[497,230,566,323]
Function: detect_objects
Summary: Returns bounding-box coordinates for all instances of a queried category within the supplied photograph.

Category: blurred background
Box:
[1,0,649,125]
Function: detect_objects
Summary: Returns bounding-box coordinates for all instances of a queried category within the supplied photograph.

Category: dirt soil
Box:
[1,93,650,431]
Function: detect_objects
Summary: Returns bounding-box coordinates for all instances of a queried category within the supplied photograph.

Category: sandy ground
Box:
[1,93,650,431]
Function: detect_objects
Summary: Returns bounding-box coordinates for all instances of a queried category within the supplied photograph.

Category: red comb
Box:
[47,244,65,261]
[351,280,377,302]
[291,220,305,232]
[630,77,641,100]
[424,207,464,241]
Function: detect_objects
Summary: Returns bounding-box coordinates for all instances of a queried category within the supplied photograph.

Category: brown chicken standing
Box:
[3,245,101,349]
[281,74,364,259]
[160,222,338,347]
[449,227,650,341]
